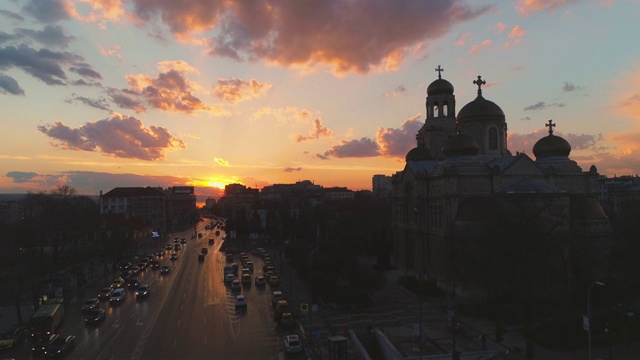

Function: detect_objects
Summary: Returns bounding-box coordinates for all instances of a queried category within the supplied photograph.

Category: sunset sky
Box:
[1,0,640,199]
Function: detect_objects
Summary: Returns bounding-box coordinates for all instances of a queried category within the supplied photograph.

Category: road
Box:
[10,221,299,360]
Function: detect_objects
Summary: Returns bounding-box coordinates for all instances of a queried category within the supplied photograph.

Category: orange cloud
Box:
[213,78,272,104]
[456,32,471,46]
[254,107,313,124]
[67,0,127,28]
[125,61,211,114]
[469,39,493,55]
[494,23,506,34]
[515,0,580,15]
[293,119,334,143]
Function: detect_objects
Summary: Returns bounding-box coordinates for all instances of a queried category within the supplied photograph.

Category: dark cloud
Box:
[5,171,38,183]
[320,137,380,159]
[562,81,584,92]
[383,85,407,97]
[130,0,493,74]
[283,167,302,172]
[69,66,103,79]
[67,95,111,111]
[0,44,91,86]
[0,9,26,22]
[0,73,25,95]
[37,114,185,161]
[107,88,147,113]
[376,115,423,157]
[15,25,75,48]
[22,0,70,23]
[507,129,603,154]
[523,101,566,111]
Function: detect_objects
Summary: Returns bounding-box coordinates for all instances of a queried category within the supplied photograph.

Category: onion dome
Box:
[456,75,505,123]
[427,64,454,95]
[406,146,435,161]
[533,120,571,158]
[442,133,480,157]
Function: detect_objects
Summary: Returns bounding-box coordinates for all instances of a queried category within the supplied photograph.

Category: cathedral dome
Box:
[457,95,505,123]
[456,75,505,123]
[406,146,435,161]
[442,133,480,157]
[533,134,571,158]
[427,78,454,96]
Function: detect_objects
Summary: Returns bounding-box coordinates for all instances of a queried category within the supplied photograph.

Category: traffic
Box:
[4,218,304,359]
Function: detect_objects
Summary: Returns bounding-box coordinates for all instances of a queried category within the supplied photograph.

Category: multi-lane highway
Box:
[18,221,298,360]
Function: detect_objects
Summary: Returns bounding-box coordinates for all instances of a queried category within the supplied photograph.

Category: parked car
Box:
[198,254,205,262]
[208,238,214,245]
[0,327,23,350]
[201,247,208,255]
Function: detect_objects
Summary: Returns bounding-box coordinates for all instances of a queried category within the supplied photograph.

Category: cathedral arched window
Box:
[489,127,498,150]
[442,101,448,117]
[432,102,439,118]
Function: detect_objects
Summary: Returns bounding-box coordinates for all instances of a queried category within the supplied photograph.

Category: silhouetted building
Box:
[391,66,612,298]
[372,175,392,198]
[100,187,167,235]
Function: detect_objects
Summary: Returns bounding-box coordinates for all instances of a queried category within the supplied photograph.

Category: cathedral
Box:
[391,66,612,299]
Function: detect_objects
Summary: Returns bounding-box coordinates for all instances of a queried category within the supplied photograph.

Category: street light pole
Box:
[588,281,605,360]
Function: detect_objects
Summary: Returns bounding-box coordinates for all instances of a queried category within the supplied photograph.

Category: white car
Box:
[110,288,126,304]
[283,334,302,353]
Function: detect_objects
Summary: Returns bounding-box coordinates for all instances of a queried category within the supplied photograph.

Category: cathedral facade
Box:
[391,67,612,299]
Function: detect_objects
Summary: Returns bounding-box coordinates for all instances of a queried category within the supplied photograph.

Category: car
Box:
[136,285,150,298]
[241,273,252,285]
[129,265,140,274]
[110,288,126,304]
[272,291,284,305]
[160,265,170,274]
[83,308,106,325]
[246,261,254,272]
[170,253,178,261]
[180,238,187,244]
[97,287,113,301]
[111,277,125,289]
[268,275,280,287]
[225,253,234,263]
[198,254,205,262]
[280,312,294,327]
[231,279,241,291]
[242,268,251,276]
[201,247,208,255]
[44,334,76,357]
[81,298,100,312]
[174,237,180,243]
[208,238,214,245]
[137,262,147,271]
[283,334,302,354]
[165,244,173,250]
[0,327,23,350]
[31,333,51,353]
[150,259,160,269]
[174,243,181,251]
[127,277,140,289]
[235,294,247,309]
[254,275,266,287]
[224,273,235,284]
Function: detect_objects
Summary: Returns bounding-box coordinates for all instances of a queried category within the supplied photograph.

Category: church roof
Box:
[496,178,565,194]
[456,76,505,123]
[406,146,435,161]
[427,65,454,95]
[406,160,438,175]
[532,120,572,159]
[442,133,480,157]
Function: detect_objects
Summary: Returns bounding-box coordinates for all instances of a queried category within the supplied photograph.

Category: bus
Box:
[30,300,64,337]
